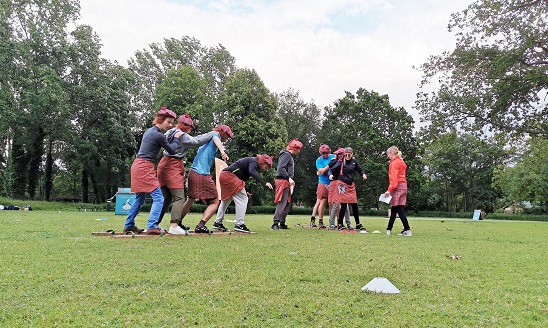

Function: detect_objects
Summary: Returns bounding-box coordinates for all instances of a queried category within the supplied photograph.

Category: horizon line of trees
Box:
[0,0,546,214]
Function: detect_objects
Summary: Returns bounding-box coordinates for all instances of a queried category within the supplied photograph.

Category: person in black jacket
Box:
[329,147,368,232]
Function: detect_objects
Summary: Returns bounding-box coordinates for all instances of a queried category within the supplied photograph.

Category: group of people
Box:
[309,144,412,236]
[122,107,412,236]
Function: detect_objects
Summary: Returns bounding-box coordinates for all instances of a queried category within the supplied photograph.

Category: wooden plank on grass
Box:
[110,231,257,238]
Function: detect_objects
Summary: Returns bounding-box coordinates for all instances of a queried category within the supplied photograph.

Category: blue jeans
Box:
[124,187,164,229]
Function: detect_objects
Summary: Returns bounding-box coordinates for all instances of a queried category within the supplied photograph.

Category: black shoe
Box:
[355,224,366,231]
[123,226,144,234]
[310,221,317,228]
[234,224,250,232]
[271,223,280,230]
[212,222,228,232]
[178,222,190,231]
[194,225,210,233]
[338,225,347,231]
[280,223,290,230]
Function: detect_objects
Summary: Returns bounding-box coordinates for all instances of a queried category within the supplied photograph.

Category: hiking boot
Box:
[234,224,250,233]
[271,223,280,230]
[194,225,211,234]
[397,230,412,237]
[280,223,290,230]
[168,226,187,235]
[145,228,162,235]
[212,222,228,232]
[123,226,144,234]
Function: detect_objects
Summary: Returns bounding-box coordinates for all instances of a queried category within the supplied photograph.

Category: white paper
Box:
[378,193,392,204]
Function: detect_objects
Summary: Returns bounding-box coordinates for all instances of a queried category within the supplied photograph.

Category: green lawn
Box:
[0,210,547,327]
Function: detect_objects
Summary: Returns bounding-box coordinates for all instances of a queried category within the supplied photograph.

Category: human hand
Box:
[221,151,229,161]
[363,174,367,180]
[329,175,334,180]
[289,178,295,186]
[265,182,273,190]
[174,132,183,138]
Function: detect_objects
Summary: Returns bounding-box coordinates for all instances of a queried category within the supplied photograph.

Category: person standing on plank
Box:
[384,145,412,236]
[212,154,274,232]
[327,147,351,230]
[123,107,181,235]
[310,144,335,228]
[271,138,303,230]
[330,147,368,232]
[156,114,219,235]
[180,124,232,233]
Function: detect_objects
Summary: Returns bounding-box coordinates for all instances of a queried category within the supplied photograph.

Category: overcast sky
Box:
[78,0,474,128]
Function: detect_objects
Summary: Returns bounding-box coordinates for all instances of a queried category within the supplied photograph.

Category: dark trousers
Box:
[387,205,410,231]
[273,187,291,225]
[338,203,360,226]
[158,187,185,225]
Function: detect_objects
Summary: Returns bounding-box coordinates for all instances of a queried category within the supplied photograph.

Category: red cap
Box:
[157,107,176,119]
[217,124,234,138]
[178,114,194,127]
[259,154,274,168]
[319,144,331,154]
[288,138,303,150]
[333,147,345,156]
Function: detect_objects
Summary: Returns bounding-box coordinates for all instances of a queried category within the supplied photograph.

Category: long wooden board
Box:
[214,158,228,200]
[92,230,256,237]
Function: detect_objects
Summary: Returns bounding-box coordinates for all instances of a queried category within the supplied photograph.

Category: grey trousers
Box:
[329,203,351,227]
[158,187,185,224]
[215,187,248,226]
[273,187,291,225]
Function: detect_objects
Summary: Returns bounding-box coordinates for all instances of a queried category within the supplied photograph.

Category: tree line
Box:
[0,0,546,214]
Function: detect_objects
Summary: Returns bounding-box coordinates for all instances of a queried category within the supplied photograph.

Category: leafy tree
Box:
[417,0,548,138]
[320,88,421,210]
[217,68,287,205]
[276,88,322,206]
[493,137,548,213]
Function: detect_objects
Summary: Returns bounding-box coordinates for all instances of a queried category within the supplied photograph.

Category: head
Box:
[153,107,177,131]
[287,138,303,155]
[214,124,234,142]
[257,154,274,170]
[386,146,403,160]
[319,144,331,158]
[177,114,194,133]
[344,147,354,161]
[333,147,345,161]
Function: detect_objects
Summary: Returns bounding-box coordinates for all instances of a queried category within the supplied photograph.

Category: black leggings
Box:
[338,203,359,226]
[387,205,410,231]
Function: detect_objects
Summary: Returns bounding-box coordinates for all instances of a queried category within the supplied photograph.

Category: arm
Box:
[213,135,229,161]
[158,131,181,155]
[385,161,399,194]
[355,160,367,180]
[179,131,217,149]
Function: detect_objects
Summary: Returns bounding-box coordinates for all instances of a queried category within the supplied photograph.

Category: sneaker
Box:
[386,230,391,235]
[338,225,347,231]
[178,222,190,231]
[318,223,326,229]
[310,221,317,228]
[157,225,168,233]
[168,226,187,235]
[328,225,336,230]
[212,222,228,232]
[347,225,354,230]
[123,226,144,234]
[397,230,412,236]
[194,225,211,234]
[145,228,162,235]
[280,223,290,230]
[234,224,250,233]
[355,224,366,231]
[271,223,280,230]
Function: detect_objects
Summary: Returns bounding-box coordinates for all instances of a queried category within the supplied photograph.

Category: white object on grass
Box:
[378,193,392,204]
[361,277,400,294]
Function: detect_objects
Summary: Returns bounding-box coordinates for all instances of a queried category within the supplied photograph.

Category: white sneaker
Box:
[386,230,391,235]
[168,226,187,235]
[397,230,412,236]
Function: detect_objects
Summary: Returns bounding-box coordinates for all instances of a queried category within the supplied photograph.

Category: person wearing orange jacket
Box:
[383,146,412,236]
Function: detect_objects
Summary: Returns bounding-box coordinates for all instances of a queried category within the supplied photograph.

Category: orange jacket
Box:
[388,156,407,193]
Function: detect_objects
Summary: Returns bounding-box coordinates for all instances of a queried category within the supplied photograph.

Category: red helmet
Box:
[157,107,176,119]
[319,144,331,154]
[178,114,194,128]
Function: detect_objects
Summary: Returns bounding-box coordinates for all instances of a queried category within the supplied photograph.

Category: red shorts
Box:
[316,183,329,199]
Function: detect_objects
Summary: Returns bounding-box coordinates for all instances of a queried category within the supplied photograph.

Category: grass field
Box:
[0,210,547,327]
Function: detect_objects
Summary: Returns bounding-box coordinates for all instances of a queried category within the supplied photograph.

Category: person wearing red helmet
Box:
[212,154,274,232]
[156,114,222,235]
[271,138,303,230]
[180,124,233,233]
[309,144,335,228]
[123,107,182,235]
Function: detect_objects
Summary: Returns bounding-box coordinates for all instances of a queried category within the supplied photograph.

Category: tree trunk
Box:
[11,134,29,199]
[45,137,54,201]
[81,169,89,203]
[27,128,45,199]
